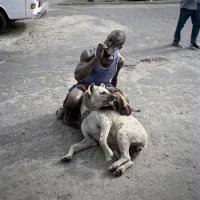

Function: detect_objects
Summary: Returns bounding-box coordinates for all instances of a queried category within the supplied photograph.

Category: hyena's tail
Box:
[129,141,147,160]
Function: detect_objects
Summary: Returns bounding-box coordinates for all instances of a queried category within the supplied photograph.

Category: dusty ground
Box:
[0,3,200,200]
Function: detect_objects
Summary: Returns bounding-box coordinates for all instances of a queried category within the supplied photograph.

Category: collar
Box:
[81,92,97,122]
[84,92,96,110]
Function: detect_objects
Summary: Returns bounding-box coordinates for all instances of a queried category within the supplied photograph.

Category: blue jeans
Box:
[174,4,200,44]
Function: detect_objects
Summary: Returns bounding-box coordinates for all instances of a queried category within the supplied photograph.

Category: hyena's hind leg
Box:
[109,132,131,174]
[61,137,97,162]
[112,149,133,177]
[112,143,145,176]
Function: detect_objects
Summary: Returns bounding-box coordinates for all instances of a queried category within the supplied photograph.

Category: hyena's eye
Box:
[100,92,107,95]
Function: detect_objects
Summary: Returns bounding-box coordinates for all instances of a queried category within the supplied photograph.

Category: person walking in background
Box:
[172,0,200,49]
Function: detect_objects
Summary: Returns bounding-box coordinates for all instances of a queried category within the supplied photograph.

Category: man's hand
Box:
[96,43,107,59]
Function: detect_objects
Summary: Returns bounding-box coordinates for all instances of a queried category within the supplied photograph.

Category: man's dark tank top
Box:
[81,48,119,87]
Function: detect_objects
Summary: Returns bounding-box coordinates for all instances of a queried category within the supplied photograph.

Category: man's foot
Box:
[56,107,65,120]
[172,41,183,48]
[190,43,200,49]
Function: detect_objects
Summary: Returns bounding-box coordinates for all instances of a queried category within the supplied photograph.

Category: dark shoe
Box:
[62,106,81,129]
[190,43,200,49]
[172,41,183,48]
[56,107,65,120]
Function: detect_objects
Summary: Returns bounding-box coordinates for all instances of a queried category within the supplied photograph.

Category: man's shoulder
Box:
[117,53,124,66]
[117,52,123,59]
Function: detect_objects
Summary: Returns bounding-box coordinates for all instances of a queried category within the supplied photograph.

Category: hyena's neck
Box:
[80,95,98,122]
[81,93,94,116]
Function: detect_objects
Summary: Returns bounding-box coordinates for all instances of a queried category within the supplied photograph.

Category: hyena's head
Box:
[87,83,116,109]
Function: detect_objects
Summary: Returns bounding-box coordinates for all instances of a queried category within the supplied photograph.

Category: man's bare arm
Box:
[74,43,107,81]
[74,49,96,81]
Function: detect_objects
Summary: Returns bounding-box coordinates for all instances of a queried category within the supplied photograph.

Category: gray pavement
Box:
[55,0,179,5]
[48,0,180,5]
[0,3,200,200]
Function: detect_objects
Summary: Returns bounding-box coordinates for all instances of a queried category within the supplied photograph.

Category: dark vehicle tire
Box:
[0,12,7,33]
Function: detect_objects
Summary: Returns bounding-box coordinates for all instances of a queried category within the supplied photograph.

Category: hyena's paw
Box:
[113,166,125,177]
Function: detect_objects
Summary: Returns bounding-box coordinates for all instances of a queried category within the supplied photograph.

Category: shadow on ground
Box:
[0,113,116,178]
[1,21,27,36]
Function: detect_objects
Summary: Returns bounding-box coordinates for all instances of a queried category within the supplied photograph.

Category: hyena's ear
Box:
[100,83,105,88]
[88,83,95,95]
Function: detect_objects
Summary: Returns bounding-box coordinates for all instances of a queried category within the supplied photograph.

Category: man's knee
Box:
[65,88,84,109]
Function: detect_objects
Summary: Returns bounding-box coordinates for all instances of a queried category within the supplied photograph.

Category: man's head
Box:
[104,30,126,56]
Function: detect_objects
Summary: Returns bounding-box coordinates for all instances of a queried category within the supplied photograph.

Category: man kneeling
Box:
[56,30,131,128]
